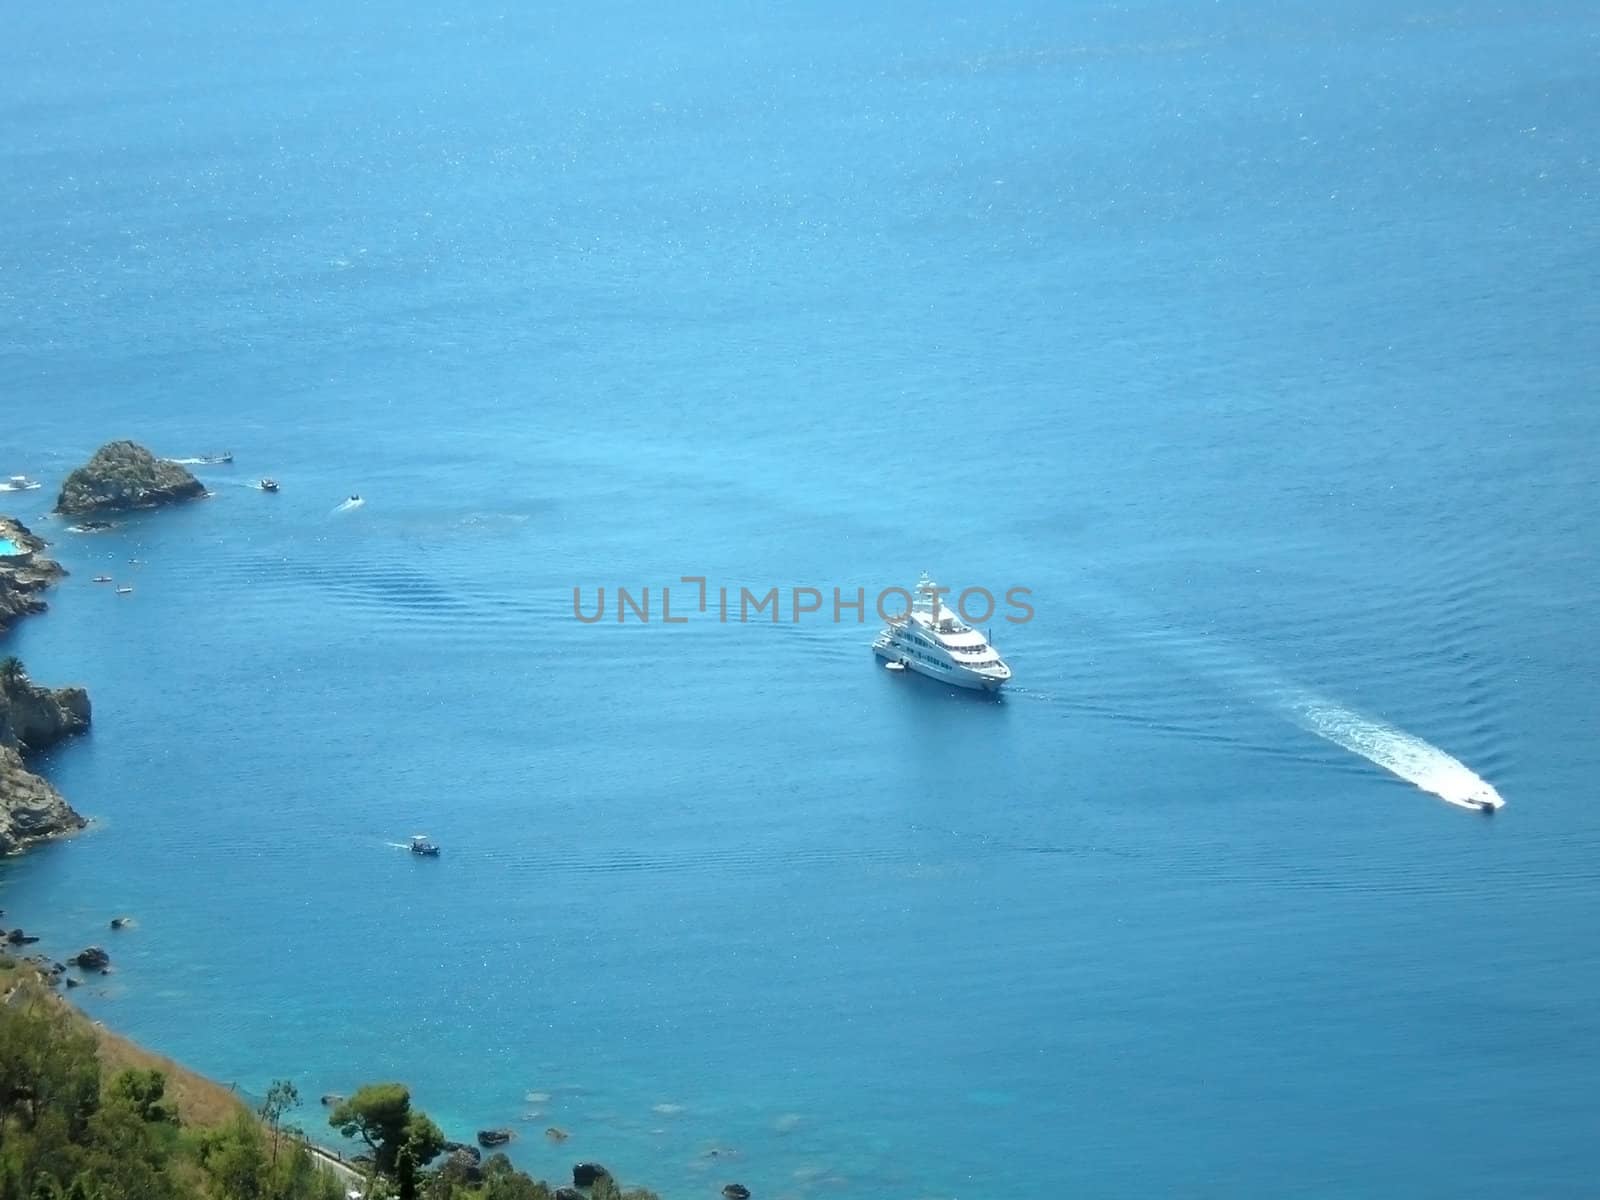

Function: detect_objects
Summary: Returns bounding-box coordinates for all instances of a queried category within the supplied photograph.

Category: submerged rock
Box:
[476,1128,513,1148]
[722,1186,752,1200]
[55,441,206,516]
[545,1127,570,1142]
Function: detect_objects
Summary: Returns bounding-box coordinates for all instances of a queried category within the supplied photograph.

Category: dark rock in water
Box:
[320,1094,344,1107]
[73,946,110,972]
[110,917,130,930]
[5,928,38,945]
[572,1163,610,1187]
[476,1128,513,1148]
[65,976,81,988]
[55,440,206,516]
[545,1126,570,1142]
[722,1186,752,1200]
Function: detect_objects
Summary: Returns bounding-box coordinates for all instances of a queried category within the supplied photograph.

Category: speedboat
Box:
[201,452,233,465]
[259,478,280,492]
[92,575,113,583]
[349,494,361,503]
[115,586,133,595]
[409,834,440,857]
[4,475,41,491]
[883,660,906,673]
[871,574,1012,692]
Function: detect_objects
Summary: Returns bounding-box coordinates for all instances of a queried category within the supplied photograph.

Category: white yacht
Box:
[4,475,41,491]
[872,574,1012,692]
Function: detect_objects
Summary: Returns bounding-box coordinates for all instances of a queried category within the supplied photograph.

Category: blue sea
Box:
[4,2,1599,1196]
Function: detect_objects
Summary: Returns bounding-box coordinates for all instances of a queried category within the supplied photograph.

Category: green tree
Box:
[0,657,26,689]
[107,1069,175,1124]
[327,1084,443,1176]
[75,1100,181,1200]
[0,1002,100,1136]
[258,1079,299,1166]
[395,1147,417,1200]
[200,1113,267,1200]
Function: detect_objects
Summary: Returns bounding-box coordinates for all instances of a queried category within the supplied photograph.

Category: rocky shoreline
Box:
[0,439,200,854]
[0,515,66,633]
[0,519,91,855]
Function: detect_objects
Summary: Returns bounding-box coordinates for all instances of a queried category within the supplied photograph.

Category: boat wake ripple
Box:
[1274,689,1504,811]
[331,497,366,514]
[1026,586,1506,812]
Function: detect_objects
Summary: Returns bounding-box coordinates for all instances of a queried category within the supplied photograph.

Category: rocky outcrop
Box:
[0,660,91,855]
[476,1128,513,1148]
[0,517,65,634]
[722,1185,752,1200]
[55,441,206,516]
[73,946,111,972]
[441,1147,484,1184]
[572,1163,610,1188]
[0,745,86,855]
[0,666,91,754]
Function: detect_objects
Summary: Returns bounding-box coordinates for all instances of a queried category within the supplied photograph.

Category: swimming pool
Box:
[0,538,26,557]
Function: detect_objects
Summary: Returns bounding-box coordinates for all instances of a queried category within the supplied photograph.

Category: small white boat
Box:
[883,660,907,672]
[4,475,41,491]
[92,575,113,584]
[115,586,133,595]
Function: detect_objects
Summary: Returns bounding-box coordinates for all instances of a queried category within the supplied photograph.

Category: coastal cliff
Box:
[0,661,90,854]
[0,517,66,633]
[56,440,206,515]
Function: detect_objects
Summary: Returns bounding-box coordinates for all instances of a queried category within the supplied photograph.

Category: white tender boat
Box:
[4,475,41,491]
[872,574,1012,692]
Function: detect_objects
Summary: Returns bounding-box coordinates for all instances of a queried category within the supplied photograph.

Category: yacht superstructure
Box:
[872,574,1012,692]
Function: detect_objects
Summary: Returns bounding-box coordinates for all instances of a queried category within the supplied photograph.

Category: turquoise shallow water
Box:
[4,1,1600,1197]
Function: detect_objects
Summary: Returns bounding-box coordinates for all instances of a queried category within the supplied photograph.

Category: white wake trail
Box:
[331,497,366,514]
[1278,691,1503,810]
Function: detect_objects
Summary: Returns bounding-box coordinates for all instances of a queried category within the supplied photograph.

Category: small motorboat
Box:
[4,475,41,491]
[92,575,113,583]
[883,660,907,672]
[200,452,234,465]
[349,494,362,503]
[259,478,280,493]
[409,834,440,857]
[115,586,133,595]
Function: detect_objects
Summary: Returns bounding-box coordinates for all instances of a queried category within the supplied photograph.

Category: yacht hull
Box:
[872,644,1007,692]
